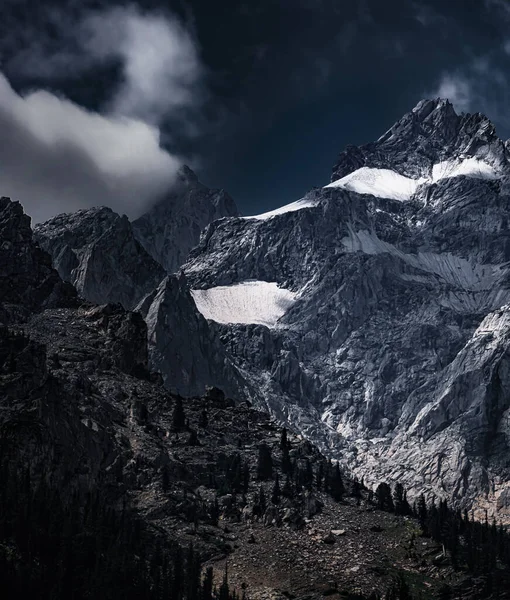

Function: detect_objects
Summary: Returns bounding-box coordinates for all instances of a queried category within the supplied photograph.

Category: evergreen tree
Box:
[202,567,214,600]
[271,473,281,505]
[329,463,345,501]
[198,409,209,429]
[375,483,394,512]
[259,485,267,513]
[256,444,273,480]
[393,483,410,516]
[172,396,186,430]
[280,428,289,450]
[281,443,292,475]
[188,429,199,446]
[316,461,324,491]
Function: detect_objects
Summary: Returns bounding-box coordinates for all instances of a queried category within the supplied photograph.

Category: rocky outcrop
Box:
[132,165,239,273]
[0,196,76,324]
[183,99,510,517]
[34,206,165,310]
[136,273,259,400]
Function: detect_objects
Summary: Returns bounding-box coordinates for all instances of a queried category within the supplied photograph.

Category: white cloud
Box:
[0,6,205,223]
[430,57,510,132]
[82,6,203,124]
[0,72,180,223]
[434,73,472,113]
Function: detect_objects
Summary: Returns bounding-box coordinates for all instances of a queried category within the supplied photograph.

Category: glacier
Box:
[190,280,297,327]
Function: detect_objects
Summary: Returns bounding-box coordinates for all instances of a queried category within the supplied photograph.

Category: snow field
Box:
[190,280,296,327]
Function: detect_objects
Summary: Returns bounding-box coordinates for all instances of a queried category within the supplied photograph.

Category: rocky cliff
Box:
[33,204,251,398]
[183,99,510,519]
[34,206,165,310]
[132,165,240,273]
[5,196,500,599]
[135,272,259,399]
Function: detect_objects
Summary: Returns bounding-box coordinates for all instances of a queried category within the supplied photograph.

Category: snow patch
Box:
[325,158,498,202]
[432,157,498,182]
[324,167,424,201]
[243,198,318,220]
[191,281,296,327]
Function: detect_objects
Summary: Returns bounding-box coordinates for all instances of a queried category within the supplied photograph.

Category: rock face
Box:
[136,273,259,399]
[34,206,165,310]
[183,99,510,516]
[33,204,250,398]
[0,197,76,323]
[132,165,240,273]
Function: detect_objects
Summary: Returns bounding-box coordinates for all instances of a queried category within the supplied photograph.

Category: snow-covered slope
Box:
[184,98,510,521]
[243,198,319,220]
[324,167,425,200]
[191,281,296,326]
[323,158,499,202]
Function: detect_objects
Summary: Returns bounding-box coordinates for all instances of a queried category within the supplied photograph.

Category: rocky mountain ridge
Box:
[34,206,165,310]
[132,165,240,273]
[5,195,501,599]
[182,99,510,520]
[33,202,250,399]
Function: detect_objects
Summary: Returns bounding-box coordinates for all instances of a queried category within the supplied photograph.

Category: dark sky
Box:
[2,0,510,219]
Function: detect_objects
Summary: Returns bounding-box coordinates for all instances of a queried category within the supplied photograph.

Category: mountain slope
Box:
[183,99,510,519]
[34,206,165,310]
[132,165,239,274]
[6,196,506,600]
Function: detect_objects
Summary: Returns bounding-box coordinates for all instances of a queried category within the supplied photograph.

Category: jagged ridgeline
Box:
[5,97,510,599]
[183,99,510,520]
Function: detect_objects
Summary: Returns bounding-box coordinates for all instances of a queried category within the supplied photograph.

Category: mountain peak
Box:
[331,98,502,182]
[176,164,200,186]
[411,97,456,119]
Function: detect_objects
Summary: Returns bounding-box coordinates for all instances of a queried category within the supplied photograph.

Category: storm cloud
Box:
[0,6,203,223]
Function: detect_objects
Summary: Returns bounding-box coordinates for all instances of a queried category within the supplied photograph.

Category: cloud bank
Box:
[83,6,202,125]
[0,6,203,223]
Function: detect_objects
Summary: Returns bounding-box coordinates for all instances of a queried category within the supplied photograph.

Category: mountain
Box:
[183,99,510,521]
[33,204,250,398]
[0,196,76,324]
[34,206,165,310]
[8,195,508,600]
[132,165,240,273]
[135,272,259,399]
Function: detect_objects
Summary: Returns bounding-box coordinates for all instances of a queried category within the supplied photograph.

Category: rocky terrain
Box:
[132,165,239,274]
[34,206,165,310]
[183,99,510,520]
[4,196,510,599]
[34,203,251,399]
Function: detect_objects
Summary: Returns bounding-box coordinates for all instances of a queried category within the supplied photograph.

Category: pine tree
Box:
[271,473,281,505]
[316,461,324,491]
[280,428,289,450]
[329,463,345,501]
[375,482,394,512]
[198,409,209,429]
[259,485,267,513]
[393,483,410,515]
[172,396,186,430]
[188,429,199,446]
[281,443,292,475]
[256,444,273,480]
[202,567,214,600]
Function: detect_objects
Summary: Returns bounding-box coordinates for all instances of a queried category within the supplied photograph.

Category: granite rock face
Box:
[132,165,239,273]
[136,273,260,400]
[33,203,250,398]
[183,99,510,517]
[0,197,76,323]
[34,206,165,310]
